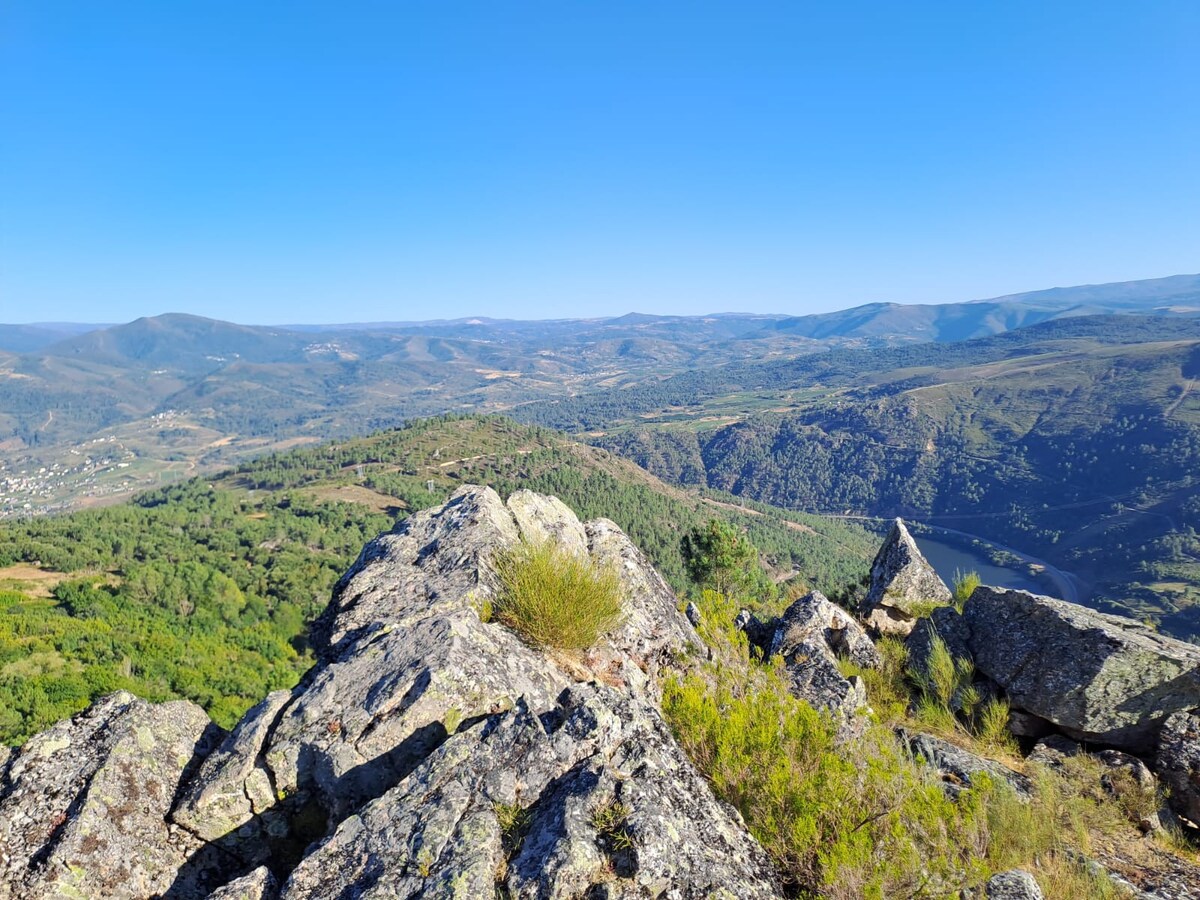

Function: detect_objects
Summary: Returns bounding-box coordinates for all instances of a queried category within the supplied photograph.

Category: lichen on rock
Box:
[860,518,953,636]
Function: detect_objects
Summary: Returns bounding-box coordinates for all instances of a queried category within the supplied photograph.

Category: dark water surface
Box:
[913,534,1055,598]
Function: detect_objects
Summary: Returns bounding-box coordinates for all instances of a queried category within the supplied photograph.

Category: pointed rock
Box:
[860,519,952,635]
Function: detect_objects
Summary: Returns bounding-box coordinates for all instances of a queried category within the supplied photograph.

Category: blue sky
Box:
[2,2,1197,324]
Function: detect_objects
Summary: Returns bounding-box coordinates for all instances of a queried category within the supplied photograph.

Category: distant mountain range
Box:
[757,273,1200,343]
[0,271,1195,561]
[3,273,1198,353]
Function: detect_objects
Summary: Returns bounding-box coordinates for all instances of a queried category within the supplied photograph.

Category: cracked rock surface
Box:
[963,586,1200,752]
[1,486,778,899]
[769,591,876,729]
[860,519,952,636]
[280,685,781,899]
[0,692,223,900]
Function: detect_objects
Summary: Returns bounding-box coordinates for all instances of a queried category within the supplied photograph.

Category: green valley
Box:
[515,317,1200,638]
[0,415,876,745]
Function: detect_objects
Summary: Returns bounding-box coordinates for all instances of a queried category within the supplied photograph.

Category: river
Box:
[822,514,1084,603]
[913,534,1054,598]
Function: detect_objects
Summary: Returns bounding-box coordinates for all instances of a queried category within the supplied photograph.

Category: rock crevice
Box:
[0,486,782,900]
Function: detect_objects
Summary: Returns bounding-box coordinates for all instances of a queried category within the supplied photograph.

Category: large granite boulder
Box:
[860,519,953,635]
[0,691,223,900]
[280,684,783,899]
[962,587,1200,752]
[769,591,876,727]
[172,486,699,868]
[1157,712,1200,826]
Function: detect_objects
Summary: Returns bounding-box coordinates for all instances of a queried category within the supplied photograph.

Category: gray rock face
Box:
[0,691,222,900]
[860,519,952,635]
[963,587,1200,752]
[280,685,782,899]
[985,869,1043,899]
[205,866,278,900]
[899,730,1031,800]
[1158,711,1200,826]
[2,486,779,899]
[771,590,881,670]
[769,591,876,726]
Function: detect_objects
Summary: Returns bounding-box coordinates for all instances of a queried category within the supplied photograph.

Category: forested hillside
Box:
[5,289,1198,517]
[0,415,875,745]
[515,319,1200,639]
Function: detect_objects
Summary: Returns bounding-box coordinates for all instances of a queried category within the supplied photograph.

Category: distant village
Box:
[0,434,140,519]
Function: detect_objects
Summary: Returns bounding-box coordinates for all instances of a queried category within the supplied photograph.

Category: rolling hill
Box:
[514,318,1200,638]
[0,415,876,744]
[2,275,1197,515]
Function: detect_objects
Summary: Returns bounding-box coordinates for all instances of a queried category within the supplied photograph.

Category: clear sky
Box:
[1,2,1197,324]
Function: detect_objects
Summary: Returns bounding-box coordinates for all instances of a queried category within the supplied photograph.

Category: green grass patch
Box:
[493,540,623,650]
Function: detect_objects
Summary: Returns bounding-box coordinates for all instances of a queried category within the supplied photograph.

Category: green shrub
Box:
[953,570,981,611]
[912,634,974,721]
[664,652,984,896]
[492,540,622,650]
[975,697,1017,753]
[836,636,909,725]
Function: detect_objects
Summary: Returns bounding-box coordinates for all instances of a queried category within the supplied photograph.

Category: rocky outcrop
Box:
[769,591,876,727]
[173,487,702,868]
[860,519,952,635]
[2,486,784,899]
[0,692,223,900]
[985,870,1043,899]
[962,587,1200,752]
[898,730,1031,800]
[281,685,781,899]
[1157,712,1200,826]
